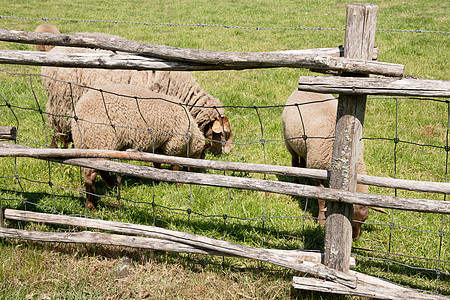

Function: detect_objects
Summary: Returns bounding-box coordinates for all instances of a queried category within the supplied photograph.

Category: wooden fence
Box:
[0,3,449,299]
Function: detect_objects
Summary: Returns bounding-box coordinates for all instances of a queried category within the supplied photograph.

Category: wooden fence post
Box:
[324,3,378,273]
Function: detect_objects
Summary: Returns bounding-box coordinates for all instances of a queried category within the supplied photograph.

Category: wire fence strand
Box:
[1,15,449,34]
[0,63,448,296]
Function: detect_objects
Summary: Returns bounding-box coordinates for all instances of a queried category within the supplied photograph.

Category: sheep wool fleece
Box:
[71,84,205,159]
[282,89,367,178]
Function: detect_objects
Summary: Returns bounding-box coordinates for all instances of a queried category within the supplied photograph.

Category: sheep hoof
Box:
[85,199,97,211]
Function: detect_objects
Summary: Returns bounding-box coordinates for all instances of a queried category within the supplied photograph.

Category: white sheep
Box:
[282,89,383,239]
[34,24,60,51]
[72,83,207,209]
[35,25,233,153]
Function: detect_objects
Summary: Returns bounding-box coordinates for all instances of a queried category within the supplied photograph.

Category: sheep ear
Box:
[212,119,222,133]
[212,116,231,134]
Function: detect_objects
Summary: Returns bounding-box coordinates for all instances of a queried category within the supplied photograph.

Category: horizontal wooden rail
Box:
[1,143,449,195]
[0,145,448,214]
[293,273,448,300]
[0,28,404,76]
[0,226,357,266]
[0,127,16,140]
[3,209,357,288]
[298,76,450,97]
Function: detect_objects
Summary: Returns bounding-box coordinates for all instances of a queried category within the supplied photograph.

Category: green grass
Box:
[0,0,449,298]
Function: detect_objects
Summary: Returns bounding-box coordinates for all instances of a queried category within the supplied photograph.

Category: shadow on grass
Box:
[352,248,450,296]
[276,173,323,220]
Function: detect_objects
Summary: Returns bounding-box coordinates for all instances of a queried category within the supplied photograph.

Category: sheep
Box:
[282,90,385,239]
[71,83,207,209]
[35,25,233,153]
[34,24,60,51]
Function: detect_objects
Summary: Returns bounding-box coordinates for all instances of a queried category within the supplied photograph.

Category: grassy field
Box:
[0,0,449,299]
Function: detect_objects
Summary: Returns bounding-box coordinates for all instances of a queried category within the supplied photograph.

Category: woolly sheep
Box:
[34,24,60,52]
[72,83,206,209]
[35,25,233,153]
[282,90,377,239]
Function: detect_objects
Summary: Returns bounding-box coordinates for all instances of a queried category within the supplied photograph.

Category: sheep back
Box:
[38,28,232,152]
[282,90,367,190]
[282,90,338,170]
[42,46,132,136]
[71,84,205,159]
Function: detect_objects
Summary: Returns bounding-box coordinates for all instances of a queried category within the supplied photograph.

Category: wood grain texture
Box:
[324,3,378,273]
[0,226,357,266]
[3,209,357,288]
[1,144,448,194]
[0,142,448,214]
[0,126,17,140]
[293,274,448,300]
[298,76,450,97]
[0,28,404,76]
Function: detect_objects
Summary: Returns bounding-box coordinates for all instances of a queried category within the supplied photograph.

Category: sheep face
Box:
[204,116,234,155]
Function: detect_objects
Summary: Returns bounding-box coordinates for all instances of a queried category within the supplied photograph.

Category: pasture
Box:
[0,0,448,298]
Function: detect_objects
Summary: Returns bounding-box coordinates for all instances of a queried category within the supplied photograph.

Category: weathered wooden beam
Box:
[0,49,222,71]
[292,274,448,300]
[1,144,449,195]
[274,46,378,60]
[0,143,448,214]
[0,28,404,76]
[0,126,17,140]
[0,48,402,75]
[325,3,379,274]
[0,226,354,267]
[3,209,357,288]
[298,76,450,98]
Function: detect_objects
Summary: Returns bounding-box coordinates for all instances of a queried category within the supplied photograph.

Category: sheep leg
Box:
[314,179,327,227]
[99,171,117,188]
[290,152,306,184]
[84,168,99,210]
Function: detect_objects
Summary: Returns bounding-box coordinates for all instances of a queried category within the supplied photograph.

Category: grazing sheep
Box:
[35,25,233,153]
[34,24,60,52]
[72,83,207,209]
[282,90,378,239]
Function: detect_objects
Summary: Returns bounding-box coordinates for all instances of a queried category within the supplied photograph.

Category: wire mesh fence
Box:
[0,67,448,295]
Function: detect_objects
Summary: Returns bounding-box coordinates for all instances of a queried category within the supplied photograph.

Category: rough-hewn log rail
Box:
[0,126,16,140]
[298,76,450,98]
[1,144,449,195]
[0,49,224,71]
[0,145,448,214]
[0,49,401,75]
[2,209,357,288]
[292,274,448,300]
[0,225,357,266]
[0,28,404,76]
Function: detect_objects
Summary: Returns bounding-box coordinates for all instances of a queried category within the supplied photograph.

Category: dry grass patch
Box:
[1,240,314,299]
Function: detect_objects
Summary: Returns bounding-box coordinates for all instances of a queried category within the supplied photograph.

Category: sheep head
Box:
[34,24,60,52]
[205,116,234,155]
